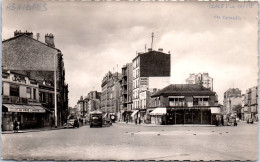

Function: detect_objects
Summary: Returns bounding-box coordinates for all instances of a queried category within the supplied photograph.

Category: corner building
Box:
[2,31,69,127]
[150,84,220,125]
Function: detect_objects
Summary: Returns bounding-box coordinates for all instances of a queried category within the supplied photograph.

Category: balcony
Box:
[169,102,186,107]
[122,90,127,95]
[122,98,127,103]
[193,102,210,106]
[122,81,127,86]
[2,95,28,104]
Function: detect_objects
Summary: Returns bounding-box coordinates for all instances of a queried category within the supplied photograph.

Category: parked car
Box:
[63,119,79,128]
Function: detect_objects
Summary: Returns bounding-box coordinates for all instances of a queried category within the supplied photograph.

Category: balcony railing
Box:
[2,95,28,104]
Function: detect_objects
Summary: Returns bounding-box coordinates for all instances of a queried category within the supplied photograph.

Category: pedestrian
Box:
[135,118,137,125]
[13,120,18,133]
[234,119,238,126]
[215,116,219,126]
[221,115,224,126]
[50,117,54,128]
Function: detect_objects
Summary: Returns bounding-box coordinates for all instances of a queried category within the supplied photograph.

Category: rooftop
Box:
[151,84,216,97]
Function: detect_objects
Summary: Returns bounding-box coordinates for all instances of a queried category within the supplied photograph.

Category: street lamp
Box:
[54,53,58,128]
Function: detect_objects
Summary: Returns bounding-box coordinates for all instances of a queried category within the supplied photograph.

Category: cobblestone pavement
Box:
[1,121,257,161]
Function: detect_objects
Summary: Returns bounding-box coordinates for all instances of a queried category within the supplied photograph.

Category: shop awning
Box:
[3,104,46,113]
[131,110,139,117]
[150,108,167,116]
[210,107,221,114]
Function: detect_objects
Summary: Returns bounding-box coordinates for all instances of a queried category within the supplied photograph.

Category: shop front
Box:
[250,105,258,122]
[165,107,219,125]
[2,104,48,131]
[131,110,139,123]
[145,108,154,124]
[139,109,146,124]
[150,107,167,125]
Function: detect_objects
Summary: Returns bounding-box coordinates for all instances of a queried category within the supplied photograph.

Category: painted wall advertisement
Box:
[140,77,149,91]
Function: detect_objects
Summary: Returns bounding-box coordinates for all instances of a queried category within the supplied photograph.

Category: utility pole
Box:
[151,32,154,50]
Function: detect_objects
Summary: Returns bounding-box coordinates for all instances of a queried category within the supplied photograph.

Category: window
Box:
[33,88,36,100]
[48,93,53,105]
[10,85,19,97]
[40,92,46,103]
[193,98,199,106]
[26,87,31,99]
[193,97,209,106]
[169,97,185,106]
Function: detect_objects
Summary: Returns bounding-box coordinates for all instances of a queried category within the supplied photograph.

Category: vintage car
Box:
[63,119,79,128]
[89,111,103,127]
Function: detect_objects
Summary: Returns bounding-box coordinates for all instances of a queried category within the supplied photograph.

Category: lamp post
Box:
[54,53,58,128]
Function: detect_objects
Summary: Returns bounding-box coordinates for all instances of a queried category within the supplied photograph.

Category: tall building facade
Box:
[242,86,258,121]
[101,72,121,116]
[2,30,69,127]
[223,88,242,117]
[132,49,171,123]
[120,63,133,122]
[186,73,213,91]
[87,91,101,113]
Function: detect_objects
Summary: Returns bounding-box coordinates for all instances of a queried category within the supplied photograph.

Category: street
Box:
[1,122,257,161]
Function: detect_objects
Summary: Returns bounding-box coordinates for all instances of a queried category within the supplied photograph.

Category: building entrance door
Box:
[166,109,175,124]
[175,110,184,124]
[184,110,193,124]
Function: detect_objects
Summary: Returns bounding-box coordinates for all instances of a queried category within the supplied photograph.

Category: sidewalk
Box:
[2,126,65,134]
[116,121,215,127]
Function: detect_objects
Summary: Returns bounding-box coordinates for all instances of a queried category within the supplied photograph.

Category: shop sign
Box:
[140,77,148,85]
[9,108,44,113]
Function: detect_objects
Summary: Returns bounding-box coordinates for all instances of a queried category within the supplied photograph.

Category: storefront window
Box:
[10,84,19,97]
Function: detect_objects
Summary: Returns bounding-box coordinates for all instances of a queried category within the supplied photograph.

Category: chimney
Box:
[158,48,163,52]
[36,33,40,40]
[14,30,33,38]
[45,33,55,47]
[148,48,152,52]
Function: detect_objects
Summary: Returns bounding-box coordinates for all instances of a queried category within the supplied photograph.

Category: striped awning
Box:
[150,108,167,116]
[3,104,46,113]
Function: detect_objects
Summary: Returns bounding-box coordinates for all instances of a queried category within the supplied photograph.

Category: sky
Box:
[2,0,258,107]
